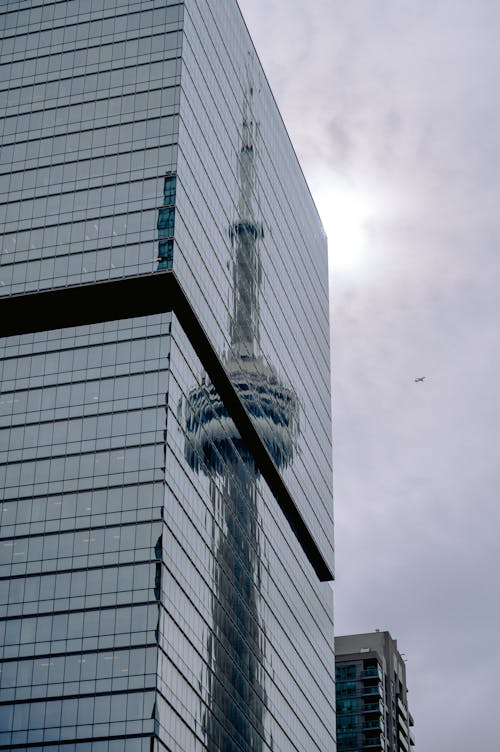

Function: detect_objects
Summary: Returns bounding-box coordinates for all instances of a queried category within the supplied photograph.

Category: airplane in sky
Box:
[414,376,426,383]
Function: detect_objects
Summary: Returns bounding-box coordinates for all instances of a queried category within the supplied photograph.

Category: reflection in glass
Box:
[184,83,299,751]
[157,173,176,270]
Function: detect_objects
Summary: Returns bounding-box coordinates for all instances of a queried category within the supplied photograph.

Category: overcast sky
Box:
[239,1,500,749]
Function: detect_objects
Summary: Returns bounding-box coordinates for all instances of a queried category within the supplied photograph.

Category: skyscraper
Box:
[0,2,335,751]
[335,632,416,752]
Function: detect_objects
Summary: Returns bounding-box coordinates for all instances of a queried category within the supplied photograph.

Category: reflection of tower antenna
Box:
[230,82,263,359]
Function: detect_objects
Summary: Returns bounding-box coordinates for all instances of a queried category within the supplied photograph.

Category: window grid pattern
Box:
[0,2,183,294]
[0,314,171,748]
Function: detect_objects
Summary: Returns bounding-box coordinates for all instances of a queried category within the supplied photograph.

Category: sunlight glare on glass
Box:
[314,185,374,273]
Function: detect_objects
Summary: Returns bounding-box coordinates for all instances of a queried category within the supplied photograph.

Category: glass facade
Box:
[0,1,335,751]
[0,0,182,291]
[0,314,169,748]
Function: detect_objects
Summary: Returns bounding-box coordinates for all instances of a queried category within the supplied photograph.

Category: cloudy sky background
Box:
[240,1,500,749]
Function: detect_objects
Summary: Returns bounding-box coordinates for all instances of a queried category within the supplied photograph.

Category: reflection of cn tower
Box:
[184,84,298,751]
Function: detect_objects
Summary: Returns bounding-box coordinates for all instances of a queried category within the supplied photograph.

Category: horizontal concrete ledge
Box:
[0,273,334,582]
[0,273,177,336]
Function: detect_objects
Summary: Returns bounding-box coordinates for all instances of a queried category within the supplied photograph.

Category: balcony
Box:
[361,683,383,698]
[398,729,410,752]
[397,695,408,720]
[364,718,384,731]
[360,665,383,680]
[410,730,416,746]
[362,733,384,750]
[397,711,408,732]
[362,700,384,715]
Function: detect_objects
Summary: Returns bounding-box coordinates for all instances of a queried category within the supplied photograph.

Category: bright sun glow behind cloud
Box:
[313,183,376,273]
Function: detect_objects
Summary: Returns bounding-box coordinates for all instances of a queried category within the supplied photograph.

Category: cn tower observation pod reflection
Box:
[183,85,299,751]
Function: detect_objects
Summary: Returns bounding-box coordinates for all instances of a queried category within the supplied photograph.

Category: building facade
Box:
[335,632,415,752]
[0,2,335,751]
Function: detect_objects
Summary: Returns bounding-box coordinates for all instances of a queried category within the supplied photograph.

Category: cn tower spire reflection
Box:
[184,81,299,752]
[229,85,263,359]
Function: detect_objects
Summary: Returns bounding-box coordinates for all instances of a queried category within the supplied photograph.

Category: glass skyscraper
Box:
[0,2,335,751]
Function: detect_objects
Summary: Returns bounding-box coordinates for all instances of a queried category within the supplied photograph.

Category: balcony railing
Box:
[397,712,408,731]
[397,695,408,719]
[361,683,383,698]
[398,729,409,752]
[360,665,382,680]
[362,734,384,749]
[364,718,384,731]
